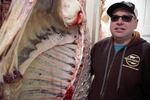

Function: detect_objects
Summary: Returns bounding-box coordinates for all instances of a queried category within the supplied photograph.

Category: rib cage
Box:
[18,44,77,100]
[15,26,91,100]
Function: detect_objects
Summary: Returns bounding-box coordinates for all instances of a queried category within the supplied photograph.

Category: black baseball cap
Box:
[107,1,138,17]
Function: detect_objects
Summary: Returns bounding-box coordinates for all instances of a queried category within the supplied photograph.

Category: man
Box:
[88,1,150,100]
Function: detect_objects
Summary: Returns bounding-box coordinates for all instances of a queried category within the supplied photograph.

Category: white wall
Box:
[86,0,100,44]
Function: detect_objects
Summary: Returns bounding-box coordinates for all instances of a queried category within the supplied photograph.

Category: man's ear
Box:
[134,19,138,29]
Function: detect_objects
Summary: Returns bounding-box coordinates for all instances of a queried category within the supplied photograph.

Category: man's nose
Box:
[117,18,124,24]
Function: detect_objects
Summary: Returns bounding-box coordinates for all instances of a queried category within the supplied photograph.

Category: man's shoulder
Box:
[142,41,150,51]
[140,39,150,49]
[95,37,111,45]
[92,37,111,50]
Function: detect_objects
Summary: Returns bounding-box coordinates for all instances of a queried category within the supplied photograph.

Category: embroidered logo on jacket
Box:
[123,54,140,70]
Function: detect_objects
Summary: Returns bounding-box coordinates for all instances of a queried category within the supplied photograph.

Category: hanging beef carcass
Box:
[0,0,92,99]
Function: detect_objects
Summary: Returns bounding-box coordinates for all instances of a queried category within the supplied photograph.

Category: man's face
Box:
[110,8,138,39]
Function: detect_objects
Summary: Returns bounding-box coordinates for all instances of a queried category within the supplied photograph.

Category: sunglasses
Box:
[111,15,134,22]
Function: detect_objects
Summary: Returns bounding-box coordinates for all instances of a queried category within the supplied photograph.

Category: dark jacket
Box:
[88,32,150,100]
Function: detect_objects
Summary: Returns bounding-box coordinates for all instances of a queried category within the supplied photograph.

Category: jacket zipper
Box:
[117,47,126,90]
[100,47,127,99]
[100,53,116,99]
